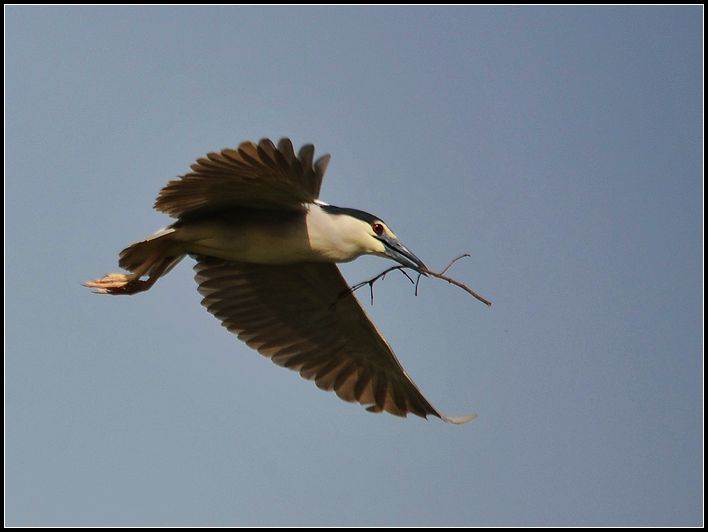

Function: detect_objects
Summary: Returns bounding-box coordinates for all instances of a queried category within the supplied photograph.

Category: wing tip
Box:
[440,412,478,425]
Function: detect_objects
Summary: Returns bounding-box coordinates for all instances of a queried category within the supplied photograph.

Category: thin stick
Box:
[339,252,492,307]
[439,253,471,275]
[418,252,492,306]
[336,265,414,306]
[420,266,492,307]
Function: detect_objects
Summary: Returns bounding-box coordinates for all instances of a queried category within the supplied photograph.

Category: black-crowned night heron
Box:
[85,138,475,424]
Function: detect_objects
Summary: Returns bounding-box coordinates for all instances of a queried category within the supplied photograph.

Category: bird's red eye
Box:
[372,223,384,235]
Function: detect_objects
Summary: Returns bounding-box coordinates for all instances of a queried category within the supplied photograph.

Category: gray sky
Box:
[6,6,702,526]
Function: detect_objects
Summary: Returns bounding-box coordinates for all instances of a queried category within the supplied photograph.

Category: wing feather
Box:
[193,258,474,422]
[155,138,330,218]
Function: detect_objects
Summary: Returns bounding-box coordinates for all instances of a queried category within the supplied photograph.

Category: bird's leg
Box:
[83,248,172,296]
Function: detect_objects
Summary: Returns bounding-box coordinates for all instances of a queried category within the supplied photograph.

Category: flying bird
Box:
[85,138,475,424]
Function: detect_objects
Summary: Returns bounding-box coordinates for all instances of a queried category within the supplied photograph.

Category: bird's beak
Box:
[378,235,427,273]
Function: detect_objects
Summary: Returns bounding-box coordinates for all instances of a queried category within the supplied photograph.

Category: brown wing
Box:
[155,138,331,218]
[194,257,475,424]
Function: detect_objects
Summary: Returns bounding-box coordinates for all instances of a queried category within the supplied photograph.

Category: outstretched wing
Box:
[194,257,475,424]
[155,138,331,218]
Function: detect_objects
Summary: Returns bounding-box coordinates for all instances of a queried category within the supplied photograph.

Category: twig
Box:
[338,252,492,307]
[439,253,471,275]
[336,265,414,306]
[420,266,492,307]
[418,252,492,306]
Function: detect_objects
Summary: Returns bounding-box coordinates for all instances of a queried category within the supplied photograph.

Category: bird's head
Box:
[317,204,427,272]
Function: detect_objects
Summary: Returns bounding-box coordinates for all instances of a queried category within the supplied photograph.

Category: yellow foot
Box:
[83,273,150,295]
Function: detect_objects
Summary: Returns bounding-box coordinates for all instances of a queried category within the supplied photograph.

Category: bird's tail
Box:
[118,226,183,275]
[84,226,185,295]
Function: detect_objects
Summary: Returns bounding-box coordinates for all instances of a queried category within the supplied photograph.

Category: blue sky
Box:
[6,6,702,526]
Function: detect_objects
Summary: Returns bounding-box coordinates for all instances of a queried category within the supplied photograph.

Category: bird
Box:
[84,138,475,424]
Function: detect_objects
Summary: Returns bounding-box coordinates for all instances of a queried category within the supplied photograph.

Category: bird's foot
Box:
[83,273,150,295]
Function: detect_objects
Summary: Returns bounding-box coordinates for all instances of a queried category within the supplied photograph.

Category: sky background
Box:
[6,6,702,526]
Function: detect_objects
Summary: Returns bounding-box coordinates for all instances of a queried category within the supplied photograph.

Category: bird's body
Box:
[175,208,314,264]
[85,138,476,424]
[171,204,381,265]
